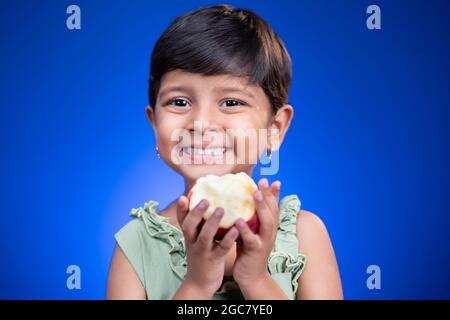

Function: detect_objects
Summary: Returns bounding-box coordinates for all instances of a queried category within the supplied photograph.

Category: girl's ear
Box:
[145,104,158,136]
[268,104,294,151]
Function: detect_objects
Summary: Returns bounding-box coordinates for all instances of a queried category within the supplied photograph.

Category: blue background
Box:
[1,0,449,299]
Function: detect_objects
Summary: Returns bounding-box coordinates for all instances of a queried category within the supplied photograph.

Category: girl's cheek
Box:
[156,116,185,139]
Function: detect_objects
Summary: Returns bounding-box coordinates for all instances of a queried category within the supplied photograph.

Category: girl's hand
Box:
[176,196,239,297]
[232,178,281,288]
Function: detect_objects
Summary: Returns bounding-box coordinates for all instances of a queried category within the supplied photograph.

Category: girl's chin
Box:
[179,164,238,180]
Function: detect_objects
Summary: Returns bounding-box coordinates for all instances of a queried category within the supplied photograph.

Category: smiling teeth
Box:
[183,147,225,156]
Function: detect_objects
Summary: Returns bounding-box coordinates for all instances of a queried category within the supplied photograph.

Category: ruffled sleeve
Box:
[267,194,307,299]
[129,201,188,281]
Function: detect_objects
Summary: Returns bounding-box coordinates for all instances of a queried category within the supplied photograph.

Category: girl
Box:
[107,4,343,300]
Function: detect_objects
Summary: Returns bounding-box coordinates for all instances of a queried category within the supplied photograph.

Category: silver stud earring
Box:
[156,146,161,159]
[266,146,273,159]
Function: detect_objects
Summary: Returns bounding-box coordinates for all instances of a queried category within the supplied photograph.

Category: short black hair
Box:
[148,4,292,114]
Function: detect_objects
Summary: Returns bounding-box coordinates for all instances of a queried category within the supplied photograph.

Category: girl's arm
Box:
[106,244,147,300]
[106,244,219,300]
[296,210,343,300]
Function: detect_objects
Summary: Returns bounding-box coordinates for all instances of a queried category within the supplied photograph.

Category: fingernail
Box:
[236,219,246,228]
[255,191,263,202]
[199,200,208,209]
[262,179,269,188]
[214,208,224,217]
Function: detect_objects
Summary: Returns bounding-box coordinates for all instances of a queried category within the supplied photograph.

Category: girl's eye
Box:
[167,98,190,107]
[222,99,245,108]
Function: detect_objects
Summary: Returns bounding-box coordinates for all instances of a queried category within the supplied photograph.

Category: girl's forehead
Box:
[161,69,248,83]
[159,69,265,100]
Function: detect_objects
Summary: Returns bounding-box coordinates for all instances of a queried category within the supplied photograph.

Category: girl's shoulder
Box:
[293,199,331,261]
[114,200,188,291]
[115,200,183,246]
[279,194,327,244]
[294,207,343,299]
[297,209,327,233]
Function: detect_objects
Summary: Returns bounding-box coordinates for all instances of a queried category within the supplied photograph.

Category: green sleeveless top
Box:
[114,194,307,300]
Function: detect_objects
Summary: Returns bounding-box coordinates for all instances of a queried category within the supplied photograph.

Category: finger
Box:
[253,190,275,238]
[268,181,281,220]
[258,178,269,190]
[258,178,278,217]
[264,180,281,221]
[258,178,273,205]
[182,199,209,242]
[213,226,239,256]
[196,207,224,248]
[235,218,261,250]
[271,180,281,204]
[176,196,189,226]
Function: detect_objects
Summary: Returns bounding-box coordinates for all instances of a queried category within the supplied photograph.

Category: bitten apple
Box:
[188,172,260,240]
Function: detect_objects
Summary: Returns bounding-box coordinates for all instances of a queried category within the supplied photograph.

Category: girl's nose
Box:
[186,103,222,133]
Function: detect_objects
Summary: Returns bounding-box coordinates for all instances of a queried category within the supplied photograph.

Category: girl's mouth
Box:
[180,146,232,164]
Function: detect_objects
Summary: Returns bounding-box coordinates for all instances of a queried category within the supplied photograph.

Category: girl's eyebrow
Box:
[158,85,193,100]
[158,84,255,100]
[213,86,255,99]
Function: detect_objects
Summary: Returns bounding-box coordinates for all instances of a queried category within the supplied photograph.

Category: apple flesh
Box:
[188,172,259,240]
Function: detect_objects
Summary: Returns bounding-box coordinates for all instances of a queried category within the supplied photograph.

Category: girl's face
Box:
[146,69,293,189]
